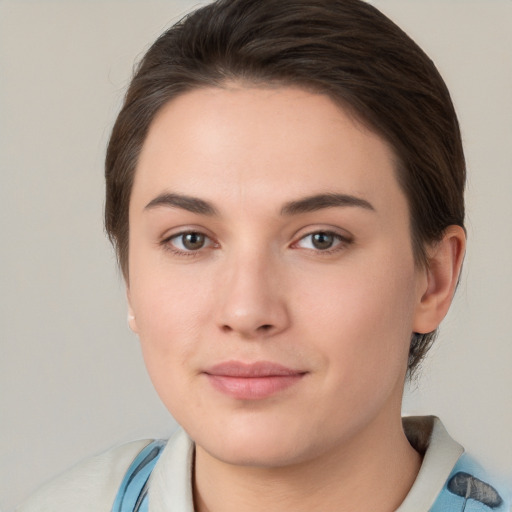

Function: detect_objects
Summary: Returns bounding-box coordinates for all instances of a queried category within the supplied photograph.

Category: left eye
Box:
[168,232,213,251]
[296,231,344,251]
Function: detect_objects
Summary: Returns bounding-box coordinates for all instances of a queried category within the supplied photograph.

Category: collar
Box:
[397,416,464,511]
[149,416,463,512]
[149,427,195,512]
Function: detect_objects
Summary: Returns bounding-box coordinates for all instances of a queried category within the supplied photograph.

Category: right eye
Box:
[165,231,216,254]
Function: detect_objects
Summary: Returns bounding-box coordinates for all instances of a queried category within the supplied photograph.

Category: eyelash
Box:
[160,229,352,257]
[292,231,352,255]
[160,231,218,258]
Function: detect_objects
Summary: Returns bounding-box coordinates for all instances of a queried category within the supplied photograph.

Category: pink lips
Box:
[204,361,306,400]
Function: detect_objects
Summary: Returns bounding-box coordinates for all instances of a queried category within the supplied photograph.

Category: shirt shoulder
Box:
[16,439,153,512]
[398,416,511,512]
[431,453,512,512]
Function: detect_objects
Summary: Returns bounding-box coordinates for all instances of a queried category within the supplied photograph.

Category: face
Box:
[127,86,427,467]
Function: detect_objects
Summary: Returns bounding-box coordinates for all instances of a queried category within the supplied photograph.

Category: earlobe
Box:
[127,312,138,333]
[413,225,466,334]
[126,288,139,334]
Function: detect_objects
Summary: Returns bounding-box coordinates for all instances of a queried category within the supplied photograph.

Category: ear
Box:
[413,225,466,334]
[126,287,139,334]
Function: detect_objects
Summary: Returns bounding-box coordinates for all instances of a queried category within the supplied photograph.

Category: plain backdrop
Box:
[1,1,511,510]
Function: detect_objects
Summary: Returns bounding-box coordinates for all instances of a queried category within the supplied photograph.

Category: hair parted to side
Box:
[105,0,465,374]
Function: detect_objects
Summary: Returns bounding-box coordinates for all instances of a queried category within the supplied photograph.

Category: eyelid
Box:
[291,224,353,242]
[159,226,219,256]
[290,226,354,252]
[159,224,216,242]
[158,225,353,256]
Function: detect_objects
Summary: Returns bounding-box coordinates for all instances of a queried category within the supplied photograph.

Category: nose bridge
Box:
[216,242,289,338]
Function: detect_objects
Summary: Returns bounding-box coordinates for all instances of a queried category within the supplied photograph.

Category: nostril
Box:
[258,324,273,331]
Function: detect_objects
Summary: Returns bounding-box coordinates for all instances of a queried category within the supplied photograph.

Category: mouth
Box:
[203,361,307,400]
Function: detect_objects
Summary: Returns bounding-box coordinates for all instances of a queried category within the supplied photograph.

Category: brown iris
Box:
[311,232,336,250]
[181,232,206,250]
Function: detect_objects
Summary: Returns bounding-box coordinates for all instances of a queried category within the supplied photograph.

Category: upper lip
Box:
[204,360,305,377]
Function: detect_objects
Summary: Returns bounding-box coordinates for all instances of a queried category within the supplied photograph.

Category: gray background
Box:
[1,1,511,510]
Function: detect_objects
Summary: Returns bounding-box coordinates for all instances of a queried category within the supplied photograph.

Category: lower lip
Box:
[206,374,304,400]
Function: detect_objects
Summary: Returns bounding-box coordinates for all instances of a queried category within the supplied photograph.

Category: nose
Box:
[215,251,290,339]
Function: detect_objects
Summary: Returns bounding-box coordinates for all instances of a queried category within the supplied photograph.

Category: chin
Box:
[207,436,308,468]
[190,413,325,468]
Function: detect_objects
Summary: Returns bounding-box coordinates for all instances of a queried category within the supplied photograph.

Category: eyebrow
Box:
[144,193,219,216]
[281,193,375,215]
[144,191,375,217]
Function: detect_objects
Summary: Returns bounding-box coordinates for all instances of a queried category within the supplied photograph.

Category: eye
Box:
[295,231,349,251]
[166,231,215,252]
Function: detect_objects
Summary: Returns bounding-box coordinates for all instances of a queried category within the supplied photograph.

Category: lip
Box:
[204,361,306,400]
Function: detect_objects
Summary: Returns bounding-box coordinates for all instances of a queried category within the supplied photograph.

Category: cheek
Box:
[129,235,213,331]
[296,256,417,383]
[132,275,212,352]
[130,279,212,416]
[127,251,216,386]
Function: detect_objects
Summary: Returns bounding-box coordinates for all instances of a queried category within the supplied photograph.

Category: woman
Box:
[16,0,511,510]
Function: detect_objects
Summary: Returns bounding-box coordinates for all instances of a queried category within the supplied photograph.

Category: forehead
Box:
[132,86,405,216]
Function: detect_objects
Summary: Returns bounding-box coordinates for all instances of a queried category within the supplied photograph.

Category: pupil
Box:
[312,232,334,250]
[183,233,205,250]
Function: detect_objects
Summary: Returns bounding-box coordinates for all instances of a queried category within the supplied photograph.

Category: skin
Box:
[127,86,465,512]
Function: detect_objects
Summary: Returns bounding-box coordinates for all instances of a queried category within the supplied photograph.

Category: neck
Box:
[193,407,421,512]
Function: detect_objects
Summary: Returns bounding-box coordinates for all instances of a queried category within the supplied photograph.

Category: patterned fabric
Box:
[112,427,512,512]
[430,453,511,512]
[111,440,166,512]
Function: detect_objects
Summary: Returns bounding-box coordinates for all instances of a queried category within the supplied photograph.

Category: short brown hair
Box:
[105,0,465,373]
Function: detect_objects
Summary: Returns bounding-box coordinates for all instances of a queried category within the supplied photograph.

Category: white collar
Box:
[149,416,463,511]
[397,416,464,511]
[149,427,195,512]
